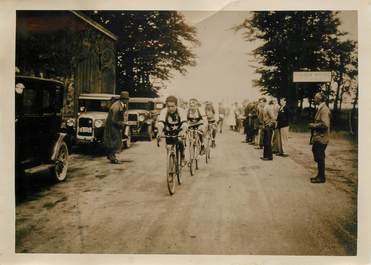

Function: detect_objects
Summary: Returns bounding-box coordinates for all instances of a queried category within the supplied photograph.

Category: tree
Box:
[235,11,348,110]
[328,39,357,116]
[84,11,200,97]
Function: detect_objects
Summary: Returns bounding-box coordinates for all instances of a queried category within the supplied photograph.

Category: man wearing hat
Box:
[309,92,330,183]
[104,91,130,164]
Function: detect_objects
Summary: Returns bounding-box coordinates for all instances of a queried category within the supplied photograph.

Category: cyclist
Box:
[205,101,217,148]
[187,98,208,155]
[156,96,188,164]
[217,102,225,133]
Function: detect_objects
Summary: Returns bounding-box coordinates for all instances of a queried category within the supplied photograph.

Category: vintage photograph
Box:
[14,10,358,255]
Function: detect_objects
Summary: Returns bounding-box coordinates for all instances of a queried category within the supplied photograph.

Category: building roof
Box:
[16,75,65,86]
[79,93,119,100]
[70,11,118,41]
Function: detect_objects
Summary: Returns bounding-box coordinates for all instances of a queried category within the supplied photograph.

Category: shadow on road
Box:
[71,140,142,157]
[15,170,59,205]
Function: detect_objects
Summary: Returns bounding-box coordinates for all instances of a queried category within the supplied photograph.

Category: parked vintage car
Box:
[61,116,76,147]
[126,97,158,141]
[15,76,69,182]
[75,93,131,148]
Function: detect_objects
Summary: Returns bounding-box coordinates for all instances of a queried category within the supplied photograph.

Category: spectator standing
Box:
[270,98,281,154]
[276,97,290,157]
[255,98,267,149]
[250,101,260,145]
[309,92,330,183]
[104,91,129,164]
[261,100,276,160]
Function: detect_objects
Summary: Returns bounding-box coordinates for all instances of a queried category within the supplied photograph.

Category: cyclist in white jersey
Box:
[205,101,218,148]
[157,96,188,162]
[187,98,208,155]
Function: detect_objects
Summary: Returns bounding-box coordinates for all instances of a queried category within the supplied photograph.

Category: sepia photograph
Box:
[12,7,359,257]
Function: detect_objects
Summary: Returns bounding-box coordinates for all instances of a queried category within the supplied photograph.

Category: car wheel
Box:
[51,141,69,182]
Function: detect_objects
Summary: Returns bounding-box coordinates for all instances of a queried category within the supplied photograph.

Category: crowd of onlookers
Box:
[219,91,330,184]
[221,97,291,161]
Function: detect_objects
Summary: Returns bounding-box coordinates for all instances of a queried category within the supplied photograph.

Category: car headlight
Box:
[138,115,145,122]
[94,119,103,128]
[66,118,75,127]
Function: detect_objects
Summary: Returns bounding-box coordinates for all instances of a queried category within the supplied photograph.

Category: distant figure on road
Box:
[309,92,330,183]
[104,91,129,164]
[227,102,238,131]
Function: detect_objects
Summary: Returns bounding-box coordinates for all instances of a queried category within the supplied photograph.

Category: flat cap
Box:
[120,91,129,99]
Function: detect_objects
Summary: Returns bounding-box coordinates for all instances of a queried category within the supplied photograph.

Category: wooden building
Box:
[16,10,118,116]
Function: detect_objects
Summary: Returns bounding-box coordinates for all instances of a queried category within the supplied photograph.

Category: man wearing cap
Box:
[309,92,330,183]
[104,91,130,164]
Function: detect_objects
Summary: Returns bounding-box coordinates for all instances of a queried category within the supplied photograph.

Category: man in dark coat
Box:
[243,101,255,143]
[104,91,129,164]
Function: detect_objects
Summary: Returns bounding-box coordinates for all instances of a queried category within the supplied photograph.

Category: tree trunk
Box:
[339,85,345,112]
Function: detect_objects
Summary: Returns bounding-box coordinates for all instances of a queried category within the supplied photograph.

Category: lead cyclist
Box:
[156,96,188,165]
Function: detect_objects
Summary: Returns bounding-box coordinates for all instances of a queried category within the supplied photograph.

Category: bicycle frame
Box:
[187,127,202,174]
[158,134,184,195]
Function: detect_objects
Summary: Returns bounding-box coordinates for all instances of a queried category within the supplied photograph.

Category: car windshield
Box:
[15,77,63,116]
[79,99,112,112]
[128,102,154,110]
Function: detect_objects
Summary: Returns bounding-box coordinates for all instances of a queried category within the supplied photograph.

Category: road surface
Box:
[16,129,357,255]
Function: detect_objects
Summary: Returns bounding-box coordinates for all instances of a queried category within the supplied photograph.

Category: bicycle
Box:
[187,127,202,176]
[157,134,186,195]
[205,122,217,163]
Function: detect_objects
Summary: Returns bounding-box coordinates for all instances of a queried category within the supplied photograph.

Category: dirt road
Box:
[15,129,357,255]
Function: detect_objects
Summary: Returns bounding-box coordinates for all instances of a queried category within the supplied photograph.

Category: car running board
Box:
[24,164,54,175]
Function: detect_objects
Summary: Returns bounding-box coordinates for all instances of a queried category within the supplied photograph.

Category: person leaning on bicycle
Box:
[205,101,217,148]
[156,95,188,165]
[187,98,208,155]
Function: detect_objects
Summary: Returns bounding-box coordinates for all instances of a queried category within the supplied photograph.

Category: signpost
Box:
[293,71,332,83]
[292,71,332,123]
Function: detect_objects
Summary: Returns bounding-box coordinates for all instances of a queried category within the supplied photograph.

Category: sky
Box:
[160,11,357,105]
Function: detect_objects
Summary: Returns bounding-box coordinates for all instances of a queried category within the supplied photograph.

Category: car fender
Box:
[51,133,68,161]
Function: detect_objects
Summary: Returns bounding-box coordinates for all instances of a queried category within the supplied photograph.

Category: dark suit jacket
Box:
[104,101,126,152]
[277,105,290,129]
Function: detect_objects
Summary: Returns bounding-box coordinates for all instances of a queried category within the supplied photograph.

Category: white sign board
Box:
[293,71,332,82]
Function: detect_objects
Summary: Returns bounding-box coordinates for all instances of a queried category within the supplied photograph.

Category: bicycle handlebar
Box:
[157,135,185,147]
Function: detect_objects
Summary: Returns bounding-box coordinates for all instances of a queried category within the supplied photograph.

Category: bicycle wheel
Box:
[176,150,182,185]
[207,141,211,161]
[167,153,176,195]
[189,142,196,176]
[205,136,210,164]
[195,139,200,170]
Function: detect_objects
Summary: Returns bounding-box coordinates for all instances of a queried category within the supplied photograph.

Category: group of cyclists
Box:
[155,96,221,194]
[156,96,219,160]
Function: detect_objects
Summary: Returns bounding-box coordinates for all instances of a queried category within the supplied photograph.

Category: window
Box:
[42,90,51,110]
[22,88,39,115]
